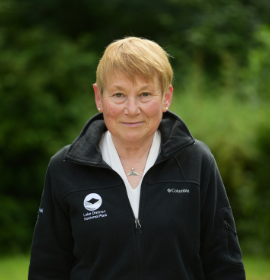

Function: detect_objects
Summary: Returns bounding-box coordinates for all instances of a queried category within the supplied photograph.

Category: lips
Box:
[121,122,144,127]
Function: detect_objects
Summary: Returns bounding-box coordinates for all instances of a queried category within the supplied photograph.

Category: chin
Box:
[121,135,142,143]
[120,130,152,143]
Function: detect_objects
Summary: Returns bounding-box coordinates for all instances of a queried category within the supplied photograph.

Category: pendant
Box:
[127,168,139,176]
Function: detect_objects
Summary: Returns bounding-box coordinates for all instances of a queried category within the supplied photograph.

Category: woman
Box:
[29,37,246,279]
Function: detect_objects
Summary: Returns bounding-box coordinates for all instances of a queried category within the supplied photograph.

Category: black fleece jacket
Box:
[29,111,246,280]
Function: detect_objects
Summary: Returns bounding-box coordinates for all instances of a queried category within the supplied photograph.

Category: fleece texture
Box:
[28,111,246,280]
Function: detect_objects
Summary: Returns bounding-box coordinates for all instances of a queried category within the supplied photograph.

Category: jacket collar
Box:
[64,111,195,166]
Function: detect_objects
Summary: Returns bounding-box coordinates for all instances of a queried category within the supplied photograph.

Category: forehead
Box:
[104,70,160,92]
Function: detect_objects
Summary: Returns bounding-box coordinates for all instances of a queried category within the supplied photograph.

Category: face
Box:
[93,71,173,146]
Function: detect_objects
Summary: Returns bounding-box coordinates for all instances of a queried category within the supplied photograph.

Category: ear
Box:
[162,84,173,112]
[93,83,103,113]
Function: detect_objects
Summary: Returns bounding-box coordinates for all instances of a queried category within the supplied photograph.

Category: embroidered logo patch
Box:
[83,193,102,211]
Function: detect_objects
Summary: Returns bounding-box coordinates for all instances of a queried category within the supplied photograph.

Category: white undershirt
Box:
[99,130,161,218]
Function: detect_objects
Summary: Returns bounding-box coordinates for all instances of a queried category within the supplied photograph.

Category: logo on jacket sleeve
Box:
[84,193,102,211]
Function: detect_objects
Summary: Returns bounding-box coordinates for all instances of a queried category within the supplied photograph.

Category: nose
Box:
[124,96,140,116]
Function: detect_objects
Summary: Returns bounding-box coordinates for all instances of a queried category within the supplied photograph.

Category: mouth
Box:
[121,122,144,127]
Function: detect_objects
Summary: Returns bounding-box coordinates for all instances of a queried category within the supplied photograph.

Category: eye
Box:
[142,92,150,97]
[115,93,122,97]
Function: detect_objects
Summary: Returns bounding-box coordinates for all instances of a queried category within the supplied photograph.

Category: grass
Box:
[0,255,29,280]
[0,255,269,280]
[244,257,270,280]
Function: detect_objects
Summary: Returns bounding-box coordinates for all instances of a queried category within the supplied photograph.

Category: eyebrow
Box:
[110,84,153,91]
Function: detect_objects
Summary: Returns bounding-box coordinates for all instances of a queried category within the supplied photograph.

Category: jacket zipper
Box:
[135,218,143,280]
[224,220,238,258]
[135,218,142,234]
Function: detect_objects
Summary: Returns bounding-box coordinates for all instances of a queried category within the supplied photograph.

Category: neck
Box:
[111,133,155,161]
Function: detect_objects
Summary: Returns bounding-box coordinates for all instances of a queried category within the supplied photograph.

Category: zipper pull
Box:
[135,218,143,234]
[224,220,237,236]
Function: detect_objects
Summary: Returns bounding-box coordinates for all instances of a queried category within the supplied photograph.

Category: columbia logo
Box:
[167,188,189,193]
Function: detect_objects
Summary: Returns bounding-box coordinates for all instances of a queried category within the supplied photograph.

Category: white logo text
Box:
[167,188,189,193]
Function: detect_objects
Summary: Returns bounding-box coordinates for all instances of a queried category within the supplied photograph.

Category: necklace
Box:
[120,150,150,176]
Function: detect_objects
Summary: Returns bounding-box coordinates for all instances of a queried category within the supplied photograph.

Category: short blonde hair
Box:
[96,37,173,94]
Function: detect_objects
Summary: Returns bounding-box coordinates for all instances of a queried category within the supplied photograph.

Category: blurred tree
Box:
[0,1,98,252]
[252,125,270,255]
[12,0,270,77]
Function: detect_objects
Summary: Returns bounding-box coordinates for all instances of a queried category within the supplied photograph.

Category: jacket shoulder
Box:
[175,139,215,183]
[49,144,89,174]
[176,139,214,163]
[47,145,89,196]
[193,139,214,161]
[50,145,71,164]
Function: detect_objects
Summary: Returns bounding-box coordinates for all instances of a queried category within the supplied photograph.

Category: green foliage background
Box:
[0,0,270,255]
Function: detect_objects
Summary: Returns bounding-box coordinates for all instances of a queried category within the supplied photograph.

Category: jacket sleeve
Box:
[28,161,75,280]
[199,157,246,280]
